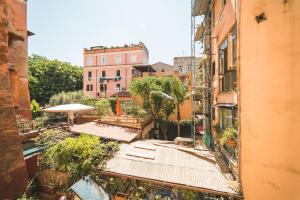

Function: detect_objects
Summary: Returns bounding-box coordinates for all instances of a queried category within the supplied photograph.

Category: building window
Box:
[100,84,107,93]
[219,107,237,130]
[88,71,92,80]
[101,56,107,65]
[228,25,237,68]
[115,55,121,64]
[101,70,106,78]
[219,39,228,75]
[131,54,137,63]
[116,70,120,77]
[87,56,93,66]
[188,65,192,71]
[178,66,183,73]
[212,62,216,77]
[86,84,93,91]
[116,84,121,92]
[219,30,237,93]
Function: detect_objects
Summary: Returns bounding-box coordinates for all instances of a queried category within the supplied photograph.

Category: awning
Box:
[43,104,95,125]
[70,176,109,200]
[192,0,210,16]
[214,103,237,108]
[42,104,95,113]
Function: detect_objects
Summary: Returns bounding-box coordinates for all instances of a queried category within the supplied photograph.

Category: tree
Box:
[130,76,176,140]
[30,99,41,118]
[28,55,83,105]
[121,101,147,120]
[165,77,188,137]
[95,98,111,120]
[48,91,90,106]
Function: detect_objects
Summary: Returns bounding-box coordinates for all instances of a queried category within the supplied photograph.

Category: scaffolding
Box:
[191,0,214,148]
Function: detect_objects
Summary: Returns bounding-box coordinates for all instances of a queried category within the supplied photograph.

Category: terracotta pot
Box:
[228,139,236,148]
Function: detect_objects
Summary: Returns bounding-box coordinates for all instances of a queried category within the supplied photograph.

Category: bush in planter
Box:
[40,134,119,185]
[219,126,238,147]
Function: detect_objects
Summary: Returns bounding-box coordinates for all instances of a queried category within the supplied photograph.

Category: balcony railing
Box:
[98,115,152,129]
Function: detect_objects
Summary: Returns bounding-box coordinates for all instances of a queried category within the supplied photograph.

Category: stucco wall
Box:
[83,46,148,98]
[0,1,28,198]
[239,0,300,199]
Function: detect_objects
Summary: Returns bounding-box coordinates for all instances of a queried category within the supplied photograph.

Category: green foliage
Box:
[34,129,70,148]
[95,98,111,119]
[17,178,39,200]
[130,76,176,122]
[130,76,189,139]
[30,99,41,118]
[121,101,147,119]
[48,90,90,106]
[181,190,196,200]
[219,126,238,146]
[41,134,119,185]
[109,98,117,115]
[29,54,83,105]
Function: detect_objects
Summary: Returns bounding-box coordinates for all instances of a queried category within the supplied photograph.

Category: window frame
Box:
[116,70,121,77]
[101,70,106,78]
[86,84,93,91]
[88,71,92,80]
[116,83,121,92]
[130,54,137,63]
[101,56,107,65]
[87,56,93,66]
[115,55,121,64]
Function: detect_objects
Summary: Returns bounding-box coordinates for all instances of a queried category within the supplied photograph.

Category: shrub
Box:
[40,134,119,185]
[121,101,147,119]
[31,99,41,118]
[219,126,238,146]
[95,98,111,119]
[48,90,90,106]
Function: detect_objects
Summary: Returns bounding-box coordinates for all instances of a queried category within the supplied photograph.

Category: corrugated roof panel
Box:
[102,140,239,195]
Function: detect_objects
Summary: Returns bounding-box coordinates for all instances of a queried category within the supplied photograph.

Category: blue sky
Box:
[27,0,192,66]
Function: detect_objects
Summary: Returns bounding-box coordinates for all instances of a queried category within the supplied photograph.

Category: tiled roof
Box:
[101,140,240,196]
[71,122,140,142]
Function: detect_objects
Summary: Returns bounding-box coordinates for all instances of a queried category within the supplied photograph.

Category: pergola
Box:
[42,104,95,125]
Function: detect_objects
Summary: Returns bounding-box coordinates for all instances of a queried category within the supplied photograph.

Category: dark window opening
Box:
[116,70,120,77]
[86,84,93,91]
[101,70,106,78]
[100,84,107,93]
[116,84,121,92]
[88,71,92,80]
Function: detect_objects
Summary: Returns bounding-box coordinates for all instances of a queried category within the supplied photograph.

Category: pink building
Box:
[83,42,149,98]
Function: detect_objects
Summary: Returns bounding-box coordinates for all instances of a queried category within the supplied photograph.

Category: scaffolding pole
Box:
[191,0,196,146]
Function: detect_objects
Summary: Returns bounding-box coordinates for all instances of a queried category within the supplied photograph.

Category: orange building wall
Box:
[239,0,300,199]
[0,1,29,198]
[211,0,237,129]
[6,0,31,119]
